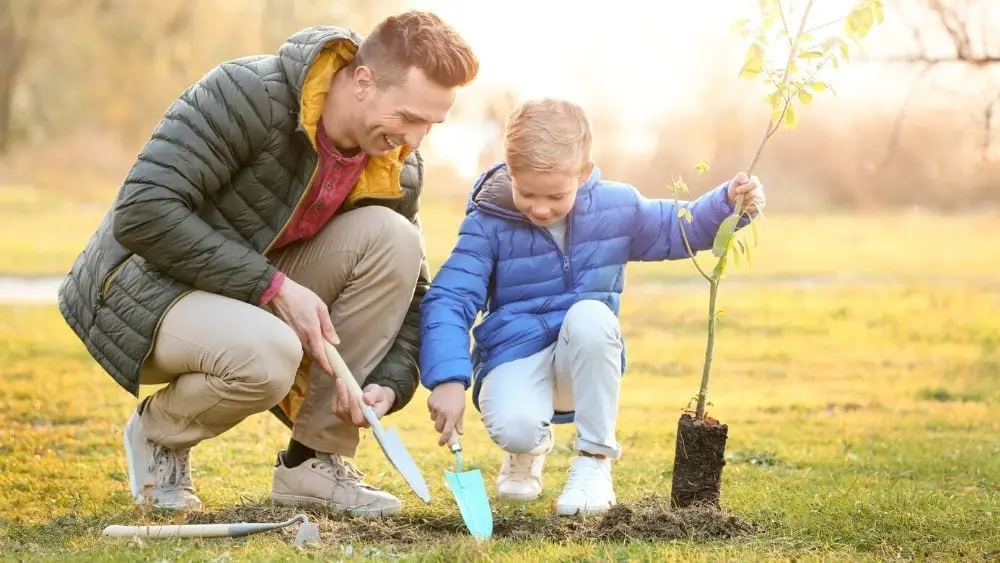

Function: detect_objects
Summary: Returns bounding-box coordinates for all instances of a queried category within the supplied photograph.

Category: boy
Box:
[419,98,764,515]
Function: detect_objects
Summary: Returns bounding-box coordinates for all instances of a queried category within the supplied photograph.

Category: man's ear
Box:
[353,65,374,98]
[578,161,595,185]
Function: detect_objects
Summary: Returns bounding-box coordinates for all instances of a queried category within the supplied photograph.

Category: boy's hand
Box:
[427,382,466,446]
[727,172,765,215]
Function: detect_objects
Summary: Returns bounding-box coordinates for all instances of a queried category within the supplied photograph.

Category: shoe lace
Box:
[313,454,367,485]
[564,458,599,490]
[150,445,192,490]
[507,454,536,477]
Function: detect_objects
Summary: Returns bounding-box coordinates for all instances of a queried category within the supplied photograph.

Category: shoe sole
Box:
[555,501,616,517]
[496,491,542,502]
[269,493,400,517]
[123,414,144,501]
[146,497,203,511]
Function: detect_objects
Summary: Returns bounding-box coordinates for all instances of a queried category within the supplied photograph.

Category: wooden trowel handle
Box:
[322,340,379,428]
[322,340,364,399]
[448,432,462,453]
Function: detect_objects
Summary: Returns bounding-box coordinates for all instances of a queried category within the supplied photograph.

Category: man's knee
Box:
[226,317,301,405]
[351,206,422,282]
[563,299,621,348]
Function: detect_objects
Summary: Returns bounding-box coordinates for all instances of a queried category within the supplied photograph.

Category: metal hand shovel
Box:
[322,341,431,504]
[444,434,493,540]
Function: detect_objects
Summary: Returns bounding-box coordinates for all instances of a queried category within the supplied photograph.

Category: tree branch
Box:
[878,62,937,167]
[802,16,847,36]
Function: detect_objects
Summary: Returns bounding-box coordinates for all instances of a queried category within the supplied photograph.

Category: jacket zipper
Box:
[480,202,575,291]
[536,215,573,291]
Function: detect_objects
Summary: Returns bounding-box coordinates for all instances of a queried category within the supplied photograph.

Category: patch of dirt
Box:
[170,495,757,545]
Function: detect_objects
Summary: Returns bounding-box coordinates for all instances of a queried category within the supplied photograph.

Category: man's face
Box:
[354,66,457,156]
[510,167,589,227]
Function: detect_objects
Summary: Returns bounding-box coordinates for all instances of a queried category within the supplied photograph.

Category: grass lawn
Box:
[1,185,999,560]
[2,184,999,282]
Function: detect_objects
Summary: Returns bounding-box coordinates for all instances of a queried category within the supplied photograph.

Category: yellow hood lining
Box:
[298,39,410,206]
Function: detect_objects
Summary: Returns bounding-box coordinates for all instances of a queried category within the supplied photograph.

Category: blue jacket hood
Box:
[465,162,600,221]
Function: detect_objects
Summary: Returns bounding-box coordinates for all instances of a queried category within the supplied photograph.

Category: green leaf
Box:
[798,89,813,104]
[783,102,799,128]
[810,81,828,92]
[873,0,885,23]
[798,50,824,59]
[694,160,711,175]
[739,43,765,78]
[677,207,694,224]
[712,215,741,258]
[730,17,750,34]
[744,234,754,265]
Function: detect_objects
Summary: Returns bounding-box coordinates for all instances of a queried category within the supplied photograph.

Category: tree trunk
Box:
[670,413,728,508]
[0,0,35,156]
[0,78,13,154]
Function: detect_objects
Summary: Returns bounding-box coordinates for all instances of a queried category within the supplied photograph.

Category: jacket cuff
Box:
[259,271,286,306]
[428,375,471,390]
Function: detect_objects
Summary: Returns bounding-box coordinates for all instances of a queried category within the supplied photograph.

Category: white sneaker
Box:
[496,452,546,501]
[123,407,201,510]
[555,455,615,516]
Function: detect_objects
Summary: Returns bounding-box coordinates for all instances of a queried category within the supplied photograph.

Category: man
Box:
[56,11,478,516]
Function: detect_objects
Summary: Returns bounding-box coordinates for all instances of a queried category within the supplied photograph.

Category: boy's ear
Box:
[578,161,594,185]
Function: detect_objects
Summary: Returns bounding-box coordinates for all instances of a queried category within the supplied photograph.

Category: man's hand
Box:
[270,277,339,376]
[332,382,396,427]
[427,381,466,446]
[727,171,765,215]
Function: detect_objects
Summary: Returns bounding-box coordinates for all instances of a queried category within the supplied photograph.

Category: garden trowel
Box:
[322,341,431,504]
[444,434,493,540]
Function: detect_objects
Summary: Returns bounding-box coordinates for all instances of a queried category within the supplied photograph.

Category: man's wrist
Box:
[259,271,286,306]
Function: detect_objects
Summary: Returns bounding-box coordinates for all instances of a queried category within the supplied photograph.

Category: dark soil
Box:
[168,495,756,546]
[671,413,729,508]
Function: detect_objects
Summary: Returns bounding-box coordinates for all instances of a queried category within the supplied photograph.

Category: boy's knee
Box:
[485,414,551,454]
[562,299,621,348]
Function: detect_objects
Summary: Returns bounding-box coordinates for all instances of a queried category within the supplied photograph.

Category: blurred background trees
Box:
[0,0,996,211]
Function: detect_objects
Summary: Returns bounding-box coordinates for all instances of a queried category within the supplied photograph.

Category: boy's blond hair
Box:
[503,98,593,176]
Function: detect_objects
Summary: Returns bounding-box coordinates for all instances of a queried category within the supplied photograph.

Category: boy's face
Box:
[510,165,591,227]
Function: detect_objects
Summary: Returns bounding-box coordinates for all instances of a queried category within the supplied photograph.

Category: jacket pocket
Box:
[99,260,127,302]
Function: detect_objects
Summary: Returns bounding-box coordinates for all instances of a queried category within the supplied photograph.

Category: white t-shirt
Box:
[546,218,568,254]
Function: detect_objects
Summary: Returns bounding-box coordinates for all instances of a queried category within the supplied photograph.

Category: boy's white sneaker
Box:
[555,455,615,516]
[495,452,546,501]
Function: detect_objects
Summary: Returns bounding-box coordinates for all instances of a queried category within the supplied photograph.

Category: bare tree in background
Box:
[0,1,42,155]
[261,0,404,50]
[879,0,999,162]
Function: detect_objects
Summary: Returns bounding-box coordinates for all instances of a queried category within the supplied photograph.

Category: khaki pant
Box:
[138,206,423,456]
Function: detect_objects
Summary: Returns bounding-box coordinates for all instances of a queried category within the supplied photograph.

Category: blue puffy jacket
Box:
[419,162,745,412]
